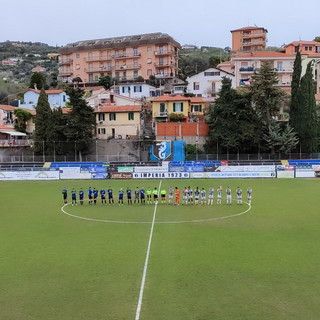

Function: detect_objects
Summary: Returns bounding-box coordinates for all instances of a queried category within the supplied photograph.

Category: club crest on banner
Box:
[152,140,171,160]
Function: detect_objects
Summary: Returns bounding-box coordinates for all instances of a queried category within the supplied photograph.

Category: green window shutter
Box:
[173,102,176,112]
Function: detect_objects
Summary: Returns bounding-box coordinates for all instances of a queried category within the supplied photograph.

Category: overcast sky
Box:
[2,0,319,48]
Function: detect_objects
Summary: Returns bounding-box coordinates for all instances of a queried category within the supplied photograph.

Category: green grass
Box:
[1,179,320,319]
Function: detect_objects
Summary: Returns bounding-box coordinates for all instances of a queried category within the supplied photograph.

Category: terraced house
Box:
[58,32,180,84]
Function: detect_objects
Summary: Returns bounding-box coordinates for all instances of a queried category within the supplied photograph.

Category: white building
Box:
[111,82,158,99]
[186,67,235,97]
[19,89,69,110]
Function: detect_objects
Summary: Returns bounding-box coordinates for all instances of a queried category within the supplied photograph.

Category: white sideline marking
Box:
[135,180,162,320]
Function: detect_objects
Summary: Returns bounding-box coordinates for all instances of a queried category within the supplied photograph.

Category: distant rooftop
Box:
[231,26,268,33]
[60,32,181,54]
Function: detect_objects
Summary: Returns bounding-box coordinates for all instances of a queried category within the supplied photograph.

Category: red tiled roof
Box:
[0,125,14,130]
[26,89,64,94]
[95,105,142,113]
[151,95,190,102]
[0,104,16,111]
[190,97,206,103]
[287,41,320,46]
[61,108,72,114]
[233,51,293,58]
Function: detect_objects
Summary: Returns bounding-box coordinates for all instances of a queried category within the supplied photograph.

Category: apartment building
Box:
[231,26,268,52]
[58,32,180,84]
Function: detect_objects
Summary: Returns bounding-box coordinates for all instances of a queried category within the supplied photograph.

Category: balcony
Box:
[0,139,33,147]
[274,68,293,73]
[154,111,168,117]
[239,67,255,73]
[113,64,141,71]
[112,53,141,59]
[154,50,177,56]
[242,33,267,39]
[155,73,174,78]
[85,67,113,73]
[85,56,112,62]
[154,61,177,68]
[60,70,73,76]
[60,59,73,65]
[242,40,266,47]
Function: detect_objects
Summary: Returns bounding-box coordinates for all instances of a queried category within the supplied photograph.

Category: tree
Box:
[13,108,32,133]
[64,87,96,155]
[205,77,261,154]
[250,62,285,155]
[313,36,320,42]
[34,89,52,154]
[169,113,185,122]
[296,61,319,152]
[289,51,302,134]
[48,108,68,155]
[29,72,46,90]
[99,75,115,90]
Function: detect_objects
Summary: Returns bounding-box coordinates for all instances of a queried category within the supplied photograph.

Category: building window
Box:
[134,85,142,92]
[63,95,66,102]
[204,71,220,76]
[191,104,202,112]
[98,128,106,134]
[114,50,120,58]
[98,113,105,121]
[133,48,139,56]
[76,53,80,58]
[276,61,283,71]
[109,113,116,121]
[94,75,99,81]
[316,46,320,53]
[240,62,249,67]
[173,102,183,112]
[122,86,130,93]
[89,74,93,82]
[160,103,166,113]
[133,70,139,79]
[128,112,134,120]
[193,82,200,90]
[305,46,313,51]
[147,47,152,52]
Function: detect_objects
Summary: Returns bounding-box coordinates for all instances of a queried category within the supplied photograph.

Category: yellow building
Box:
[95,105,141,139]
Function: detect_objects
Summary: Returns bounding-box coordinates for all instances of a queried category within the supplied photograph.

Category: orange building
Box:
[231,26,268,52]
[284,40,320,55]
[58,32,180,84]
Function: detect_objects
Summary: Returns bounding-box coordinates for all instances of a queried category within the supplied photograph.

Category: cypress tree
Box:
[34,89,52,155]
[298,61,319,152]
[289,51,302,135]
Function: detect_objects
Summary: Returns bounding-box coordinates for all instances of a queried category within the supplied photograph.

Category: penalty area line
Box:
[134,180,162,320]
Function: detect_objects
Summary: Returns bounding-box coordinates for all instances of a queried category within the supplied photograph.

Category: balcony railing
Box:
[0,139,32,147]
[59,59,73,65]
[85,56,112,62]
[154,73,175,78]
[85,67,113,73]
[239,67,255,72]
[112,53,141,59]
[154,62,177,68]
[274,68,293,73]
[113,64,141,71]
[242,40,265,46]
[242,33,266,39]
[154,50,177,56]
[60,71,73,76]
[154,112,168,117]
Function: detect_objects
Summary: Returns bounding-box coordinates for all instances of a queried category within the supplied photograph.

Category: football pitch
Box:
[1,178,320,320]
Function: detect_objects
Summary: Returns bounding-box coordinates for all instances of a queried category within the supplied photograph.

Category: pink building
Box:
[58,32,180,84]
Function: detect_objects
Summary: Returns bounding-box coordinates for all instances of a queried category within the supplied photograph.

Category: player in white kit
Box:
[187,186,193,204]
[247,187,253,205]
[226,187,232,205]
[217,186,222,204]
[168,187,174,204]
[182,187,188,205]
[236,187,242,205]
[208,187,214,205]
[200,188,206,205]
[194,187,200,205]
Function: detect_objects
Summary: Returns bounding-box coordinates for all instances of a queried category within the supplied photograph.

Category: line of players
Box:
[62,186,253,206]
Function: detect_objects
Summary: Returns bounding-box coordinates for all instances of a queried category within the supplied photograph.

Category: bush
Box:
[169,113,186,122]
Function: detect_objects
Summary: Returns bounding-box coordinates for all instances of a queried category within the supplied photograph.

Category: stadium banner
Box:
[169,166,186,172]
[0,170,60,180]
[295,168,315,178]
[150,140,172,161]
[110,172,133,179]
[118,166,134,173]
[185,165,204,172]
[214,165,275,172]
[60,167,91,179]
[277,171,295,178]
[189,172,275,178]
[133,172,190,179]
[134,166,168,173]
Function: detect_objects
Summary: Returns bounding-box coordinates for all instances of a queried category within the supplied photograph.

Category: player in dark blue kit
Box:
[71,188,77,206]
[118,188,124,205]
[62,188,67,204]
[79,188,84,205]
[126,187,132,205]
[93,188,98,205]
[140,187,146,205]
[107,186,114,205]
[100,188,106,205]
[88,187,93,205]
